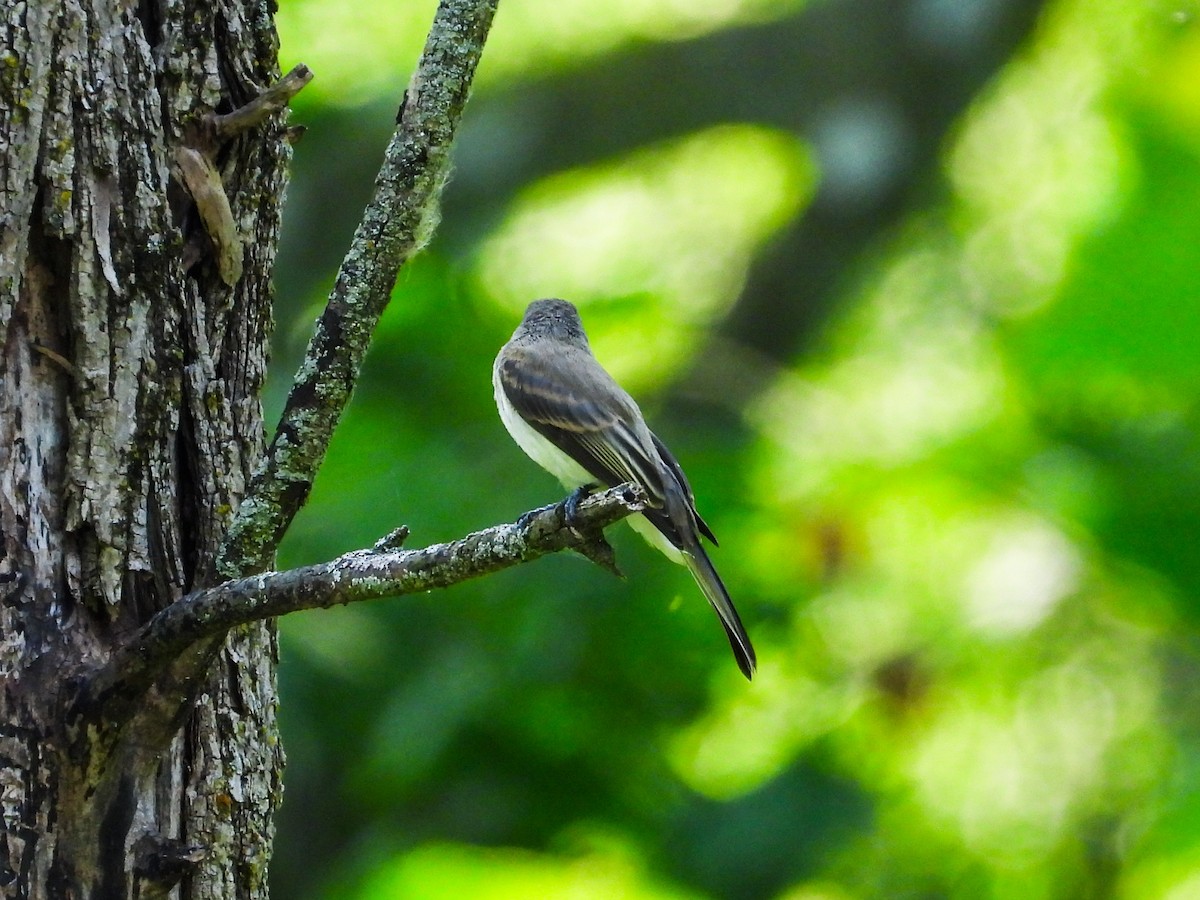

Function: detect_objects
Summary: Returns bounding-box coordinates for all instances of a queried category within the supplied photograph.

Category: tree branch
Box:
[77,485,648,729]
[218,0,499,579]
[212,63,314,140]
[70,0,499,776]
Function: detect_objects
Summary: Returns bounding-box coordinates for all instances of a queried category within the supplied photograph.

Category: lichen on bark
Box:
[1,0,500,895]
[1,0,288,895]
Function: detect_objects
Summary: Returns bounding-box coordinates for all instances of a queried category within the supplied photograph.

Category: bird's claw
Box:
[562,483,599,531]
[516,506,546,531]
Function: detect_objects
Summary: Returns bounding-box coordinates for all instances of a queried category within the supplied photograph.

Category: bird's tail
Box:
[684,546,757,680]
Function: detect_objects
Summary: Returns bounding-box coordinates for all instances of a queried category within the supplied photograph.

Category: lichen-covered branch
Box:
[218,0,499,578]
[81,485,648,725]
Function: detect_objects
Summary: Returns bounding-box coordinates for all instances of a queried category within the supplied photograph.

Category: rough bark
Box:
[1,0,287,896]
[1,0,510,894]
[219,0,499,580]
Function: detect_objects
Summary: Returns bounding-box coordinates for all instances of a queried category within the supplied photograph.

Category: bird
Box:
[493,298,756,679]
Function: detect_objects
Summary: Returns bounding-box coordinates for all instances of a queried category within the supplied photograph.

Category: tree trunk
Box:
[1,0,287,895]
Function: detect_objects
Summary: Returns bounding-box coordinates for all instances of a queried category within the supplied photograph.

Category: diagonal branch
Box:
[218,0,499,579]
[74,0,499,774]
[77,485,648,729]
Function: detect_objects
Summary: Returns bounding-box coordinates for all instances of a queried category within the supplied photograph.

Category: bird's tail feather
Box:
[684,547,757,680]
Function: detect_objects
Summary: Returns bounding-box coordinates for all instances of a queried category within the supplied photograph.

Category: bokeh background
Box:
[267,0,1200,896]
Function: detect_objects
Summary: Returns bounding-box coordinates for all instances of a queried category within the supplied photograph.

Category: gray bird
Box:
[493,298,756,679]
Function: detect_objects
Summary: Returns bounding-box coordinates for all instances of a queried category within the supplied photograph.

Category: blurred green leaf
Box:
[268,1,1200,898]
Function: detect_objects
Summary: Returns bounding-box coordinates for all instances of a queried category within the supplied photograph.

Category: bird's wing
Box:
[650,432,718,546]
[497,345,668,507]
[499,335,754,678]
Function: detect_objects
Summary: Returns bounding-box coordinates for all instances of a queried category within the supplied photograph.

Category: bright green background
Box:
[268,0,1200,897]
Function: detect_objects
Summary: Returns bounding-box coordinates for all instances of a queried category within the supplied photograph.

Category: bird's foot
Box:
[516,504,553,531]
[562,483,599,530]
[514,485,598,535]
[558,483,623,577]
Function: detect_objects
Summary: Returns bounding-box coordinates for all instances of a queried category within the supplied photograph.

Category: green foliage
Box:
[270,0,1200,897]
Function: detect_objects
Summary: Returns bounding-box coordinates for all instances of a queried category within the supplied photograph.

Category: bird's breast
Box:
[493,357,593,489]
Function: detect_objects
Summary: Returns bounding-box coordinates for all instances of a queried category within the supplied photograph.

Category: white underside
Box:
[494,361,685,565]
[494,364,593,487]
[626,510,686,564]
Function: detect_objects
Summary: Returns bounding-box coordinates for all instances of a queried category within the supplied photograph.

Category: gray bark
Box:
[1,0,287,896]
[0,0,506,894]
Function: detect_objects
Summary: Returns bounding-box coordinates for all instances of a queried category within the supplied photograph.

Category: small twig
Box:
[30,342,89,383]
[373,525,411,551]
[77,485,646,726]
[218,0,499,579]
[173,64,312,285]
[175,64,312,284]
[213,63,313,140]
